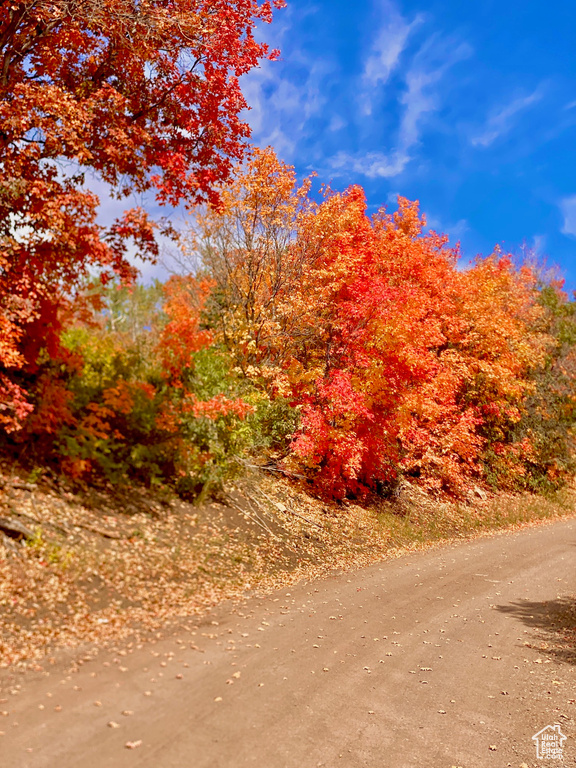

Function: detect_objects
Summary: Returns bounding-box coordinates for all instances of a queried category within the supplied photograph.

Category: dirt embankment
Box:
[1,465,575,669]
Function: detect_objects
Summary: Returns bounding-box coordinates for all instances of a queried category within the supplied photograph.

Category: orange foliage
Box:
[21,373,76,437]
[102,381,135,416]
[158,276,214,385]
[155,274,254,437]
[196,150,553,499]
[189,146,314,374]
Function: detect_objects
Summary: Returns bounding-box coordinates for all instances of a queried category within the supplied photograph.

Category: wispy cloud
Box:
[471,88,543,148]
[330,149,410,179]
[361,6,423,115]
[560,195,576,237]
[397,37,468,156]
[331,32,472,179]
[239,12,332,161]
[531,234,547,254]
[425,213,469,242]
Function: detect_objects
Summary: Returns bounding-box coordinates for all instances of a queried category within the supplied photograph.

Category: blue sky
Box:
[237,0,576,292]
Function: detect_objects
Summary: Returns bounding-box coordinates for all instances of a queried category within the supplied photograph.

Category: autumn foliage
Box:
[1,19,575,507]
[0,0,284,429]
[188,148,575,499]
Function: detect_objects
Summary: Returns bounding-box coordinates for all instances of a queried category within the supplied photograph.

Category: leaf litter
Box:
[1,466,575,669]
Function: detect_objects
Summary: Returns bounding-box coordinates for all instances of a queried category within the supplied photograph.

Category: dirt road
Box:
[2,517,575,767]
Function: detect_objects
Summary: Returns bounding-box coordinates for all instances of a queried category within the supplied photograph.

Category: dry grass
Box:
[1,466,574,669]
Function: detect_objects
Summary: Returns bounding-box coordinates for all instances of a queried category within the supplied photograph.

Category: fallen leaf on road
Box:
[125,740,142,749]
[108,721,120,728]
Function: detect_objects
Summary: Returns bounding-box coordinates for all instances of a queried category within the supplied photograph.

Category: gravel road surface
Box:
[2,517,575,767]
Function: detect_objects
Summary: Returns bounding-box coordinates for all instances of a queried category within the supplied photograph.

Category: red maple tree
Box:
[0,0,284,430]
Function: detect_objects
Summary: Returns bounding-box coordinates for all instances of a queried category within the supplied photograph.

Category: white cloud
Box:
[331,34,471,179]
[560,195,576,237]
[532,234,547,254]
[471,88,543,148]
[238,14,331,161]
[425,214,469,242]
[331,149,409,179]
[240,62,329,160]
[240,67,298,159]
[394,62,439,157]
[399,36,471,146]
[361,7,423,114]
[329,115,346,132]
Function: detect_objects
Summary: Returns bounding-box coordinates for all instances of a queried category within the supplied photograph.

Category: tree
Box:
[187,146,313,377]
[397,250,548,494]
[181,149,556,499]
[509,281,576,489]
[0,0,284,429]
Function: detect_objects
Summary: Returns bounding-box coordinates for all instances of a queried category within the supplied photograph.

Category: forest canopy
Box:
[1,6,574,502]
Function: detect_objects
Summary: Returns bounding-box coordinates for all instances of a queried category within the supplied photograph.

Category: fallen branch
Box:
[246,493,291,535]
[8,480,38,492]
[0,516,34,540]
[240,462,308,480]
[257,488,324,530]
[1,504,71,537]
[0,531,19,553]
[76,523,127,540]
